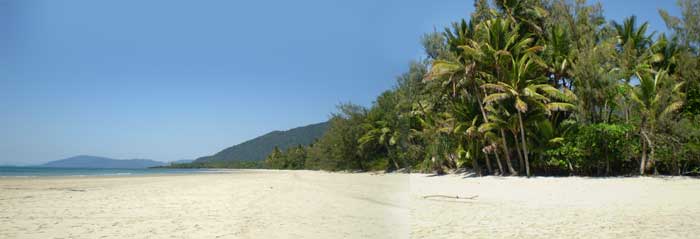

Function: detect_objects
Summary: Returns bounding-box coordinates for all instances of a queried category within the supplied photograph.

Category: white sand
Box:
[1,170,699,238]
[410,175,700,238]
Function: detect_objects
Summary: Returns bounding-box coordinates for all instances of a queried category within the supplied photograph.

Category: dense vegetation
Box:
[265,0,700,176]
[190,122,328,164]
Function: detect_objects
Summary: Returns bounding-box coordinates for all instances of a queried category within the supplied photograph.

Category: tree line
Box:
[265,0,700,176]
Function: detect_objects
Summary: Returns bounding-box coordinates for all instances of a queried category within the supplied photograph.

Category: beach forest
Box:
[262,0,700,176]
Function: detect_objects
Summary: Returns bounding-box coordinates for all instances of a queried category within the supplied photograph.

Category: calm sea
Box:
[0,166,221,177]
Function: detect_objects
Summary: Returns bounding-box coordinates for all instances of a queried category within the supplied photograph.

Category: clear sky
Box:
[0,0,681,165]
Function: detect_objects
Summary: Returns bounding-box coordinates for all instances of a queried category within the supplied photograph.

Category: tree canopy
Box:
[264,0,700,176]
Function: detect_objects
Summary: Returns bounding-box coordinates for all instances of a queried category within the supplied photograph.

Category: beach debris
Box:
[48,187,87,192]
[422,194,478,200]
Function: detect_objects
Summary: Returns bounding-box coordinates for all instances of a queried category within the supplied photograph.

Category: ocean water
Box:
[0,166,221,177]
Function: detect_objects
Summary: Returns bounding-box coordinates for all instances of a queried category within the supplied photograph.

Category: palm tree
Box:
[543,24,574,89]
[650,34,682,73]
[612,16,653,54]
[612,16,655,130]
[630,70,684,175]
[458,18,541,175]
[427,19,504,175]
[452,98,502,175]
[264,146,284,169]
[358,119,400,170]
[493,0,548,36]
[612,16,655,85]
[482,53,576,176]
[445,19,476,55]
[479,105,520,173]
[359,91,402,171]
[412,101,457,174]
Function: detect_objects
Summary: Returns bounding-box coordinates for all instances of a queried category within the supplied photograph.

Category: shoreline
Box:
[0,167,243,179]
[3,168,699,180]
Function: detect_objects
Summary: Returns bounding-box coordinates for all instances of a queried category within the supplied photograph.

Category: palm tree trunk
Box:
[673,144,680,176]
[512,131,524,173]
[470,142,482,176]
[452,81,457,97]
[387,147,400,171]
[604,141,610,176]
[641,130,654,175]
[493,148,504,175]
[500,130,517,175]
[392,158,399,171]
[476,87,513,176]
[484,151,493,175]
[471,157,481,176]
[640,138,647,175]
[476,88,489,122]
[517,112,531,177]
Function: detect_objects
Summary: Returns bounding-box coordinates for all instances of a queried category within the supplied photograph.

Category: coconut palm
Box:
[493,0,548,35]
[359,91,402,170]
[458,18,543,175]
[412,101,459,174]
[612,16,653,53]
[480,104,523,173]
[451,97,504,175]
[543,24,574,89]
[482,52,576,176]
[358,119,400,170]
[630,70,684,175]
[650,34,682,73]
[612,16,655,83]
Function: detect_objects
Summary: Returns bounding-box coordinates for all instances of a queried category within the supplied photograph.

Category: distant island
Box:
[42,155,167,169]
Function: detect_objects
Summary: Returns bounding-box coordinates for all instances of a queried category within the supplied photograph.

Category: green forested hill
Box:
[193,122,328,163]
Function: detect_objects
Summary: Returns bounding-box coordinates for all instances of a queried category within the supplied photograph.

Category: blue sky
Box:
[0,0,681,165]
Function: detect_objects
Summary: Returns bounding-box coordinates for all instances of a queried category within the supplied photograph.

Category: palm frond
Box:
[481,83,508,92]
[484,93,512,105]
[478,122,498,133]
[660,101,683,118]
[546,102,576,112]
[427,60,462,80]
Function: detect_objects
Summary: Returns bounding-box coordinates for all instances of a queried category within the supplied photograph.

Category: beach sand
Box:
[1,170,699,238]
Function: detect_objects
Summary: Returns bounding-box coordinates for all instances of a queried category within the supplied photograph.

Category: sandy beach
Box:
[2,170,700,239]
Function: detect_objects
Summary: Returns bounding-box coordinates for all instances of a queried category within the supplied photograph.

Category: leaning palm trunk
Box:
[387,147,400,171]
[640,137,647,175]
[392,159,400,171]
[640,130,654,175]
[517,112,531,177]
[470,142,482,176]
[471,156,481,176]
[477,87,516,176]
[493,148,504,175]
[484,152,493,174]
[500,129,517,175]
[513,131,525,173]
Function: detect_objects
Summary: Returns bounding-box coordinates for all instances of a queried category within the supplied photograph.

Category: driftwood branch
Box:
[423,195,478,200]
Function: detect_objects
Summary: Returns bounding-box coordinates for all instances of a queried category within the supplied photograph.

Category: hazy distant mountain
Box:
[42,155,167,168]
[194,122,328,163]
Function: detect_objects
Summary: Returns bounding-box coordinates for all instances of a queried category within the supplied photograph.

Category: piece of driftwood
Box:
[422,195,478,200]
